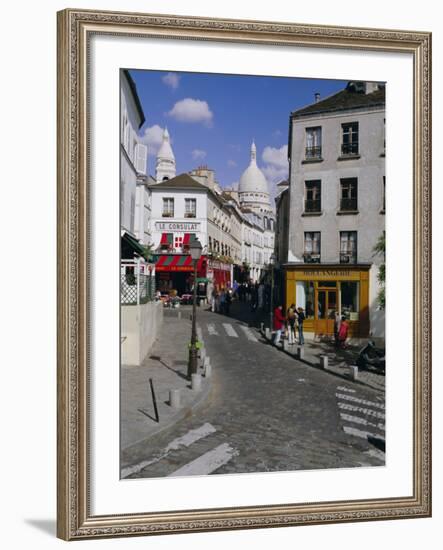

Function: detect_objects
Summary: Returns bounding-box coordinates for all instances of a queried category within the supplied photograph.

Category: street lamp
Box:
[187,239,203,379]
[269,253,276,338]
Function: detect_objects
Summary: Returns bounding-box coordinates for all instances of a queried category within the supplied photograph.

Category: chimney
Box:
[314,92,320,103]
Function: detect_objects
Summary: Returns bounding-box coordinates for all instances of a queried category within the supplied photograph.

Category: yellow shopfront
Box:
[285,265,371,338]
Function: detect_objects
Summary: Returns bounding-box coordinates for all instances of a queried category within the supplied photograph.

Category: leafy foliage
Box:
[373,232,385,309]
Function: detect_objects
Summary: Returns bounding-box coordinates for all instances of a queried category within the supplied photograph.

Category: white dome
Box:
[238,141,270,196]
[157,127,175,161]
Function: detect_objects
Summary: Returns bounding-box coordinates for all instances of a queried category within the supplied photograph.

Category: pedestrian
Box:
[338,315,350,349]
[296,307,305,345]
[219,287,226,314]
[273,305,286,346]
[258,283,264,309]
[286,303,297,345]
[211,286,218,312]
[225,287,232,315]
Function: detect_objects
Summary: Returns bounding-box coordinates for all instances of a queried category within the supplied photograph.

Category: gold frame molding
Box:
[57,8,432,541]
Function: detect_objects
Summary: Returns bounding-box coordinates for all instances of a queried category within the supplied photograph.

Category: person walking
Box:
[219,287,226,314]
[286,303,297,345]
[334,311,342,347]
[225,286,232,315]
[258,283,264,310]
[273,305,286,346]
[211,286,218,313]
[296,307,305,345]
[338,315,350,349]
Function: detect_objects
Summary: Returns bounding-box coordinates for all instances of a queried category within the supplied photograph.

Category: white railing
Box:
[121,258,156,305]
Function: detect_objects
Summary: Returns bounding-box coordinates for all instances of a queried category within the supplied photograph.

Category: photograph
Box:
[119,69,387,480]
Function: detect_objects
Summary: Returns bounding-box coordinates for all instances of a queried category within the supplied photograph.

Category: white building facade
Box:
[285,81,386,342]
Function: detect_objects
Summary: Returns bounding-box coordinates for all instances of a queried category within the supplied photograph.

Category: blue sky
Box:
[129,69,347,196]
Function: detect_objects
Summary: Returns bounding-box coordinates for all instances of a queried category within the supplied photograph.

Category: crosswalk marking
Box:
[206,323,219,336]
[121,423,216,479]
[337,386,356,394]
[340,413,385,432]
[344,426,385,441]
[338,402,385,420]
[168,443,239,477]
[335,393,385,410]
[223,323,239,338]
[239,325,258,342]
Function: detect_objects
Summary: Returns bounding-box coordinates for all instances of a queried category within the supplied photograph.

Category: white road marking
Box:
[239,325,258,342]
[223,323,239,338]
[340,413,385,432]
[336,393,385,410]
[337,402,385,420]
[121,423,217,478]
[206,323,219,336]
[337,386,356,394]
[168,443,239,477]
[344,426,385,441]
[364,448,386,461]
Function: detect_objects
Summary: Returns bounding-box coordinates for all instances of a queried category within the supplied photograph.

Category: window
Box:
[341,122,359,155]
[304,232,321,262]
[304,180,321,213]
[185,198,196,218]
[340,178,358,211]
[305,127,322,159]
[340,231,357,263]
[296,281,315,319]
[174,235,183,250]
[208,236,212,251]
[341,282,359,320]
[162,198,174,217]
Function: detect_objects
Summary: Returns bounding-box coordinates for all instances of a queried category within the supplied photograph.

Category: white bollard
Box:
[191,373,202,391]
[200,347,206,361]
[260,322,265,333]
[265,327,271,340]
[320,355,328,369]
[204,362,212,378]
[169,389,181,409]
[177,311,182,320]
[349,365,359,381]
[283,339,289,351]
[297,346,305,359]
[204,356,210,368]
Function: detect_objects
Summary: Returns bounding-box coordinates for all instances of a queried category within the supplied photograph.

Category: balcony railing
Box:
[305,146,322,159]
[340,197,358,211]
[162,211,174,217]
[340,253,357,264]
[184,212,196,218]
[304,199,321,213]
[341,142,359,155]
[303,253,321,263]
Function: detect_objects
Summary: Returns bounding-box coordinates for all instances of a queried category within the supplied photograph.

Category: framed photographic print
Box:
[57,8,431,540]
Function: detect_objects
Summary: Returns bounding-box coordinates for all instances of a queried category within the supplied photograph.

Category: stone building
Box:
[283,81,386,342]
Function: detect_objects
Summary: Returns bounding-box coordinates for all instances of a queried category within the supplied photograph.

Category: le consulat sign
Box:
[155,221,201,231]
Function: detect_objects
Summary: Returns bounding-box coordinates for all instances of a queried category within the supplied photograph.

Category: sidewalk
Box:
[262,330,385,392]
[121,308,211,466]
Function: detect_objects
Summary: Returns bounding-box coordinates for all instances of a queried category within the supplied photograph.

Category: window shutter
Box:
[135,143,148,175]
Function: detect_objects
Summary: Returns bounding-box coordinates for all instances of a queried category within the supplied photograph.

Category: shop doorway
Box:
[315,285,337,335]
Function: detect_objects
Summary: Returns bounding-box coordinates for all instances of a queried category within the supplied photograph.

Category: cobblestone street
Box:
[122,302,385,478]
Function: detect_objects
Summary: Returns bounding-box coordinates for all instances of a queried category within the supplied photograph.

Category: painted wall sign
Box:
[155,221,201,231]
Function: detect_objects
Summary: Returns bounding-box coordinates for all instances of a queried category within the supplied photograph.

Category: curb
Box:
[260,330,384,392]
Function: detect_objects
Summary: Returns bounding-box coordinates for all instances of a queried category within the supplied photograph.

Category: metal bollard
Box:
[349,365,359,381]
[169,389,181,409]
[191,373,202,391]
[297,346,305,359]
[320,355,328,369]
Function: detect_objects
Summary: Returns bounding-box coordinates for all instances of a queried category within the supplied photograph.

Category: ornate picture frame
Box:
[57,8,431,540]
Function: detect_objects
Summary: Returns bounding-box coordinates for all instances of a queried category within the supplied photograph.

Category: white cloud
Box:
[261,144,289,198]
[262,144,288,169]
[191,149,207,160]
[227,159,237,167]
[139,124,165,154]
[168,98,213,126]
[162,72,180,90]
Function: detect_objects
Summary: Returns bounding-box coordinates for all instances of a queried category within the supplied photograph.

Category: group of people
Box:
[272,304,306,346]
[210,286,233,315]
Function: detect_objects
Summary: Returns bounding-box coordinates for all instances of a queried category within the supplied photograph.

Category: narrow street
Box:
[123,301,385,479]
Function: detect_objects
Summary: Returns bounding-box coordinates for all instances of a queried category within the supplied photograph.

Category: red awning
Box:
[160,233,172,245]
[154,254,207,273]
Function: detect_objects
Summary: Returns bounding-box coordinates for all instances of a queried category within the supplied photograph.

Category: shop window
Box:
[296,281,315,319]
[341,281,359,320]
[304,181,321,213]
[340,231,357,263]
[304,232,321,263]
[341,122,359,156]
[340,178,358,211]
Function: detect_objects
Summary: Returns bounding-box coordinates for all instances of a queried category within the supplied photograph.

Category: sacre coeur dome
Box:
[238,141,269,196]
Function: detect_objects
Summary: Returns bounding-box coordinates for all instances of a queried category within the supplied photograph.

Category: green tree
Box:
[373,232,385,309]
